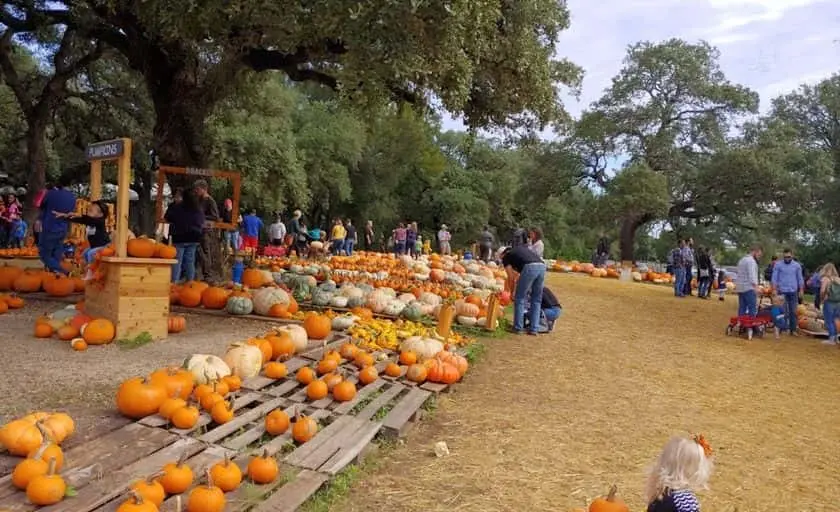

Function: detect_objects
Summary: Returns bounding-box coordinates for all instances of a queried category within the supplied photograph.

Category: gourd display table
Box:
[84,256,176,340]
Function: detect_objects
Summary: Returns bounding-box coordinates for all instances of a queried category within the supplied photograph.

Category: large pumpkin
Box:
[400,336,443,360]
[126,237,157,258]
[44,275,75,297]
[0,265,24,291]
[588,486,629,512]
[82,319,116,345]
[303,314,331,340]
[156,243,177,259]
[201,287,229,310]
[178,287,202,308]
[13,271,42,293]
[225,296,254,315]
[242,268,265,289]
[116,377,167,419]
[223,342,263,378]
[252,287,291,316]
[183,354,231,384]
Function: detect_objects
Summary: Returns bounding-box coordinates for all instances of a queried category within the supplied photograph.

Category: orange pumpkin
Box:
[126,237,157,258]
[264,410,290,435]
[425,359,460,384]
[588,485,629,512]
[303,313,331,339]
[266,333,295,360]
[82,318,116,345]
[178,287,202,308]
[56,325,79,341]
[156,244,177,259]
[358,365,378,385]
[167,315,186,333]
[201,287,229,309]
[34,323,53,338]
[436,351,468,377]
[406,364,427,383]
[247,338,273,363]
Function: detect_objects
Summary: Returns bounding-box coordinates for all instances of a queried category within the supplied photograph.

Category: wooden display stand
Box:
[83,138,176,340]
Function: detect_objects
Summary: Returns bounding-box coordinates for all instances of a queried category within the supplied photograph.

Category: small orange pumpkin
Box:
[302,313,331,339]
[264,409,290,436]
[358,365,378,385]
[247,449,278,484]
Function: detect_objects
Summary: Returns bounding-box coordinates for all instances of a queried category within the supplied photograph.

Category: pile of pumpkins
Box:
[33,305,116,350]
[0,411,76,506]
[0,265,84,296]
[125,237,178,260]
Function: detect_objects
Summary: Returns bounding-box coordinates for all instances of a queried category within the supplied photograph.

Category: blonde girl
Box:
[645,435,713,512]
[819,263,840,346]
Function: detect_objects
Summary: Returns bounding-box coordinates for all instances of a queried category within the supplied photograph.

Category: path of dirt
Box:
[332,274,840,512]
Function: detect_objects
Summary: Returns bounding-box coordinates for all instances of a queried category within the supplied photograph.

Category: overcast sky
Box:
[444,0,840,130]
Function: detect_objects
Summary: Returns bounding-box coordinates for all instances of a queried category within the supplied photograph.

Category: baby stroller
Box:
[725,297,779,340]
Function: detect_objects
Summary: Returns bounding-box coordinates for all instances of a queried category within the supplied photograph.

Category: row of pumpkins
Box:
[0,292,25,314]
[0,266,85,295]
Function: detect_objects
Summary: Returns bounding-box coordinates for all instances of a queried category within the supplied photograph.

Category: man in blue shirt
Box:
[240,209,263,251]
[38,176,76,274]
[771,248,804,335]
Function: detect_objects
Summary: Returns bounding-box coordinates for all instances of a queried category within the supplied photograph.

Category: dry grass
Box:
[333,274,840,512]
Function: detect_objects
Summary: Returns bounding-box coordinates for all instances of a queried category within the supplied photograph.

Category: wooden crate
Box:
[84,256,175,340]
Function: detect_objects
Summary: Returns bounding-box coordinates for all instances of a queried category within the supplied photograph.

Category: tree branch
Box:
[0,28,32,112]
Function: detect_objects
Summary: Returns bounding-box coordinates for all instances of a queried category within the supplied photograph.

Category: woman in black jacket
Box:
[696,247,713,299]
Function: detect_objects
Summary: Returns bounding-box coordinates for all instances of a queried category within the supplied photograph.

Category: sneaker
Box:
[821,338,837,346]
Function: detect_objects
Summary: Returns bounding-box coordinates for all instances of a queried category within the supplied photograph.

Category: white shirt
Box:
[269,221,286,241]
[735,254,758,293]
[529,240,544,258]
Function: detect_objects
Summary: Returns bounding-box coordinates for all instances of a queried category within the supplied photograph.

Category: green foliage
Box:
[603,163,669,220]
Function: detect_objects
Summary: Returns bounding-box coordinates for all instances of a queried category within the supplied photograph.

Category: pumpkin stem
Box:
[127,489,145,504]
[606,485,618,502]
[46,456,57,476]
[176,451,188,467]
[205,468,214,489]
[146,471,165,484]
[262,448,270,459]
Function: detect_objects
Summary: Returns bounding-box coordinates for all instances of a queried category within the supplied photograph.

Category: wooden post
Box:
[114,138,132,258]
[89,161,102,200]
[485,294,500,331]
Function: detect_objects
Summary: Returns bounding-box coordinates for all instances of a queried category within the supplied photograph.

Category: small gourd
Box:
[25,457,66,506]
[247,449,279,484]
[160,453,194,494]
[209,455,242,492]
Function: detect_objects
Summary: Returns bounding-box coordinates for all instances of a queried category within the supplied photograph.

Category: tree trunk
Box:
[619,214,650,263]
[23,118,48,227]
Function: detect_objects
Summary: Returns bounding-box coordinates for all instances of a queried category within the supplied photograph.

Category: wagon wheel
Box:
[725,325,734,336]
[747,327,754,340]
[756,325,766,338]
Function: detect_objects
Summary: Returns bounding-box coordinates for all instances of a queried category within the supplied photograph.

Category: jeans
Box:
[698,276,711,297]
[479,244,492,262]
[173,242,198,282]
[83,246,107,264]
[673,267,686,297]
[394,241,406,255]
[514,263,546,332]
[683,266,693,295]
[332,239,345,255]
[225,231,240,252]
[38,230,68,274]
[781,291,798,332]
[738,289,758,317]
[344,240,354,256]
[824,301,839,339]
[813,285,821,309]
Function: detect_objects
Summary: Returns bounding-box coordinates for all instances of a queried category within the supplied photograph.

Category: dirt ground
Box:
[0,301,273,471]
[2,276,839,511]
[333,274,840,512]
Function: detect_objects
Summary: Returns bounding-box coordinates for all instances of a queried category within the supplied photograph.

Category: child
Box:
[414,235,423,259]
[422,237,431,256]
[8,218,26,248]
[646,435,713,512]
[55,201,110,279]
[717,269,727,301]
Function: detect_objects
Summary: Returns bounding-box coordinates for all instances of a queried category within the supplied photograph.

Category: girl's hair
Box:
[820,263,840,284]
[531,228,543,241]
[645,437,713,503]
[91,200,109,217]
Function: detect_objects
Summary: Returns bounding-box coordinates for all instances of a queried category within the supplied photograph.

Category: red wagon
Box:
[725,313,778,340]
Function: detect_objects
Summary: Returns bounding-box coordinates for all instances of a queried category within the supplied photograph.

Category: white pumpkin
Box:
[183,354,231,384]
[400,336,444,360]
[275,324,308,353]
[331,314,357,331]
[398,293,416,304]
[223,342,263,378]
[476,317,498,328]
[457,315,478,326]
[252,287,291,316]
[419,292,442,306]
[329,295,349,308]
[383,300,407,317]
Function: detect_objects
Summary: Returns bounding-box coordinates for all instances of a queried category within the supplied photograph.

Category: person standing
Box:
[393,223,407,255]
[735,245,763,317]
[240,209,263,252]
[38,176,76,274]
[771,248,804,335]
[221,199,239,254]
[764,255,778,284]
[344,219,357,256]
[668,240,686,298]
[819,263,840,346]
[330,218,346,255]
[288,210,304,257]
[596,233,609,267]
[194,179,221,282]
[696,247,712,299]
[681,238,695,296]
[364,220,374,251]
[269,215,286,246]
[165,188,205,283]
[437,224,451,255]
[510,225,527,248]
[406,222,418,258]
[501,245,547,336]
[479,226,494,262]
